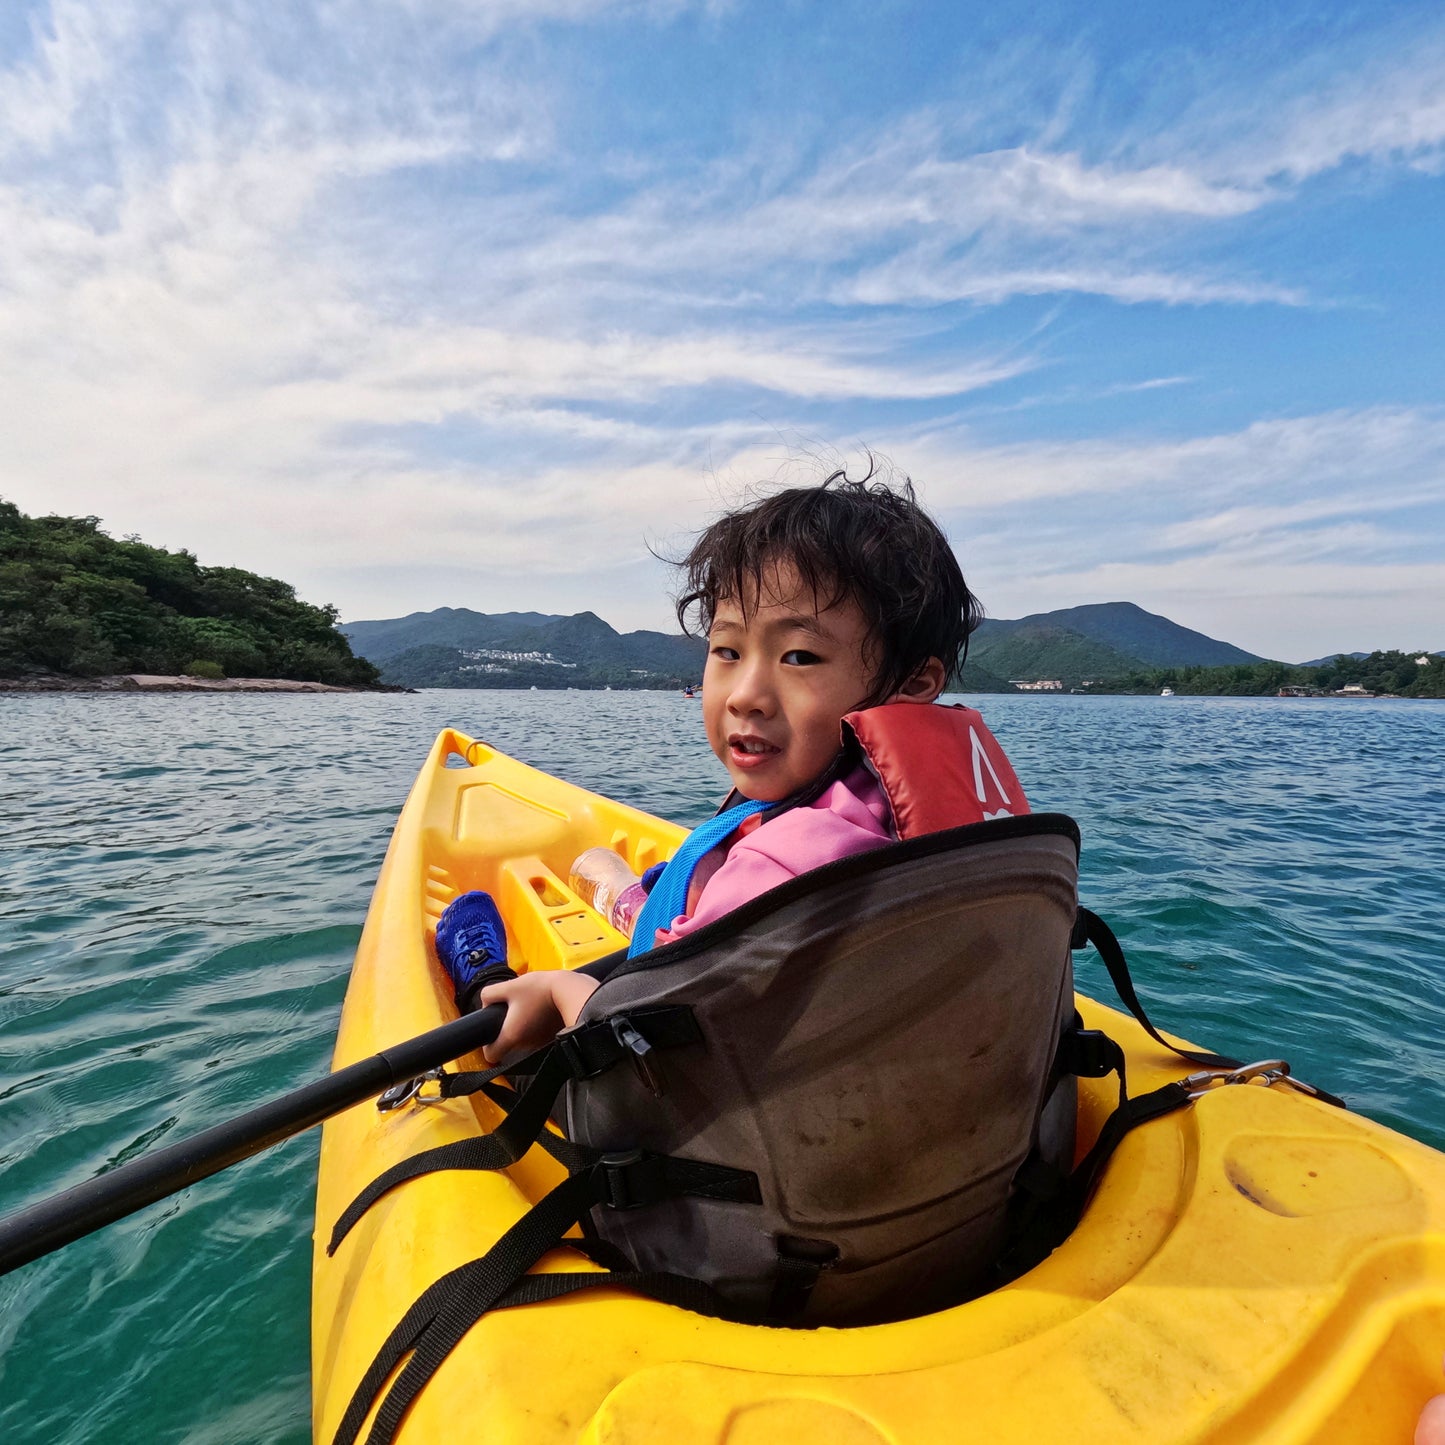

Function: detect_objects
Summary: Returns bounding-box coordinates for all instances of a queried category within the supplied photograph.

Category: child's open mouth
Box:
[728,734,781,769]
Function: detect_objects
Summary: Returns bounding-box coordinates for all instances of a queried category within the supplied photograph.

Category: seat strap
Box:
[332,1152,760,1445]
[330,1006,702,1255]
[767,1236,840,1321]
[997,905,1350,1278]
[1073,906,1242,1070]
[995,1071,1192,1284]
[490,1265,736,1316]
[1074,906,1346,1107]
[1064,1080,1194,1217]
[328,1045,580,1255]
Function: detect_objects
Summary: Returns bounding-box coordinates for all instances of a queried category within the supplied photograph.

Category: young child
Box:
[434,469,1025,1062]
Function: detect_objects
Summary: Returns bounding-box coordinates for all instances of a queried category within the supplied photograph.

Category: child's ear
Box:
[891,658,947,704]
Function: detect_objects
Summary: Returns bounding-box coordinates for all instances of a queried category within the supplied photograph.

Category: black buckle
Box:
[554,1025,591,1079]
[1058,1028,1122,1079]
[1069,909,1090,950]
[598,1150,668,1210]
[554,1019,625,1080]
[611,1017,664,1096]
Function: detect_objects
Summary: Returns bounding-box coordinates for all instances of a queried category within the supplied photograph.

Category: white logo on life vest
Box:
[969,725,1011,809]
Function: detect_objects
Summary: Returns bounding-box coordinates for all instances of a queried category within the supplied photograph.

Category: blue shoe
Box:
[434,891,511,1012]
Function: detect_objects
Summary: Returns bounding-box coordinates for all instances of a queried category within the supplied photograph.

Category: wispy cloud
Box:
[891,406,1445,655]
[843,261,1306,308]
[0,1,1442,654]
[900,406,1445,511]
[1206,30,1445,184]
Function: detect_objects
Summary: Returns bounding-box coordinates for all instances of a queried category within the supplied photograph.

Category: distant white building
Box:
[1011,679,1064,692]
[1416,655,1432,666]
[460,648,576,668]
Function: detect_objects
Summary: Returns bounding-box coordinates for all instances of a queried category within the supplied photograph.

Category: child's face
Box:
[703,562,878,803]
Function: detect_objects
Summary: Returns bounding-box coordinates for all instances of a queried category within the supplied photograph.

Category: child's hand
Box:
[479,971,600,1064]
[1419,1353,1445,1445]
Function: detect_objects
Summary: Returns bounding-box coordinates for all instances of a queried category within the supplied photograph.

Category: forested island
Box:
[1088,653,1445,699]
[0,500,380,687]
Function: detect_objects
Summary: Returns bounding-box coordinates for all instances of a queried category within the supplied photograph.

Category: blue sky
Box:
[1,0,1442,660]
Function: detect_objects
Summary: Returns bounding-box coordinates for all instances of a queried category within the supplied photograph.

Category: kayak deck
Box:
[313,729,1445,1444]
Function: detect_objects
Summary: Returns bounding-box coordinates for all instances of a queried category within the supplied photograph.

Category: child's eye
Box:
[782,649,821,666]
[710,645,739,661]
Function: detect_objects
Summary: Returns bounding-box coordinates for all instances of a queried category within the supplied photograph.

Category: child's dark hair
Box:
[676,465,982,705]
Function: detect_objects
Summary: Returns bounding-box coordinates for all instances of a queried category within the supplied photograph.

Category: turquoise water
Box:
[1,690,1442,1442]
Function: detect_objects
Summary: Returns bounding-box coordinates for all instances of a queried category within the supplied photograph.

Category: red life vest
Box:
[844,702,1029,839]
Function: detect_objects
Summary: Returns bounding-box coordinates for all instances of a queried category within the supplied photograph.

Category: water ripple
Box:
[0,689,1442,1442]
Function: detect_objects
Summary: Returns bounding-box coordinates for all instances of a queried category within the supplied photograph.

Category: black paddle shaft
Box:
[0,1001,506,1278]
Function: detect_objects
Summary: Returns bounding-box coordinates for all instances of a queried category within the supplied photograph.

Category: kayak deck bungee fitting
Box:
[312,728,1445,1444]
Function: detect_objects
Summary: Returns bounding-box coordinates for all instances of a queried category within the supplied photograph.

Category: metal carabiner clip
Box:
[376,1067,447,1112]
[1224,1059,1291,1086]
[1184,1058,1292,1099]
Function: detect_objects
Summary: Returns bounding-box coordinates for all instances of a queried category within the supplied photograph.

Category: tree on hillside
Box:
[1108,652,1442,698]
[0,499,379,685]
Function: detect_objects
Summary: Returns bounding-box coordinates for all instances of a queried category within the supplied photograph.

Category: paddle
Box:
[0,1000,507,1278]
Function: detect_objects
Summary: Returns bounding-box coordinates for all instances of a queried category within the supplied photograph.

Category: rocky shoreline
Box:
[1,672,410,694]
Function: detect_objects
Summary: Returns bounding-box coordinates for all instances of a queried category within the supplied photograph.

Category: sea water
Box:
[1,690,1442,1443]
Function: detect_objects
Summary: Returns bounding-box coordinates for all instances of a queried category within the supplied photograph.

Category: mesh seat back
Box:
[566,819,1080,1326]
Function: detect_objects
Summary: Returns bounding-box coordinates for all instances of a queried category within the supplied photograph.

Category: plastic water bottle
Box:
[568,847,648,937]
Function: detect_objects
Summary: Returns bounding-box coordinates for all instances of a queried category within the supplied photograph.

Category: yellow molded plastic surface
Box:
[312,729,1445,1444]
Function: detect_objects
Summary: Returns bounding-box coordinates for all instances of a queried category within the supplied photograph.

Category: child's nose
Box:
[727,659,774,716]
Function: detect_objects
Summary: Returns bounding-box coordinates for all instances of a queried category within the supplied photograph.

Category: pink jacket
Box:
[654,765,892,945]
[650,703,1029,948]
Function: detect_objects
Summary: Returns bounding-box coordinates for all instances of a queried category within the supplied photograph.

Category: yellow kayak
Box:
[313,728,1445,1444]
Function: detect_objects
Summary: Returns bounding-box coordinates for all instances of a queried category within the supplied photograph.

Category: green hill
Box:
[967,623,1142,685]
[950,658,1019,693]
[341,608,567,661]
[0,499,379,685]
[379,641,699,690]
[979,602,1263,669]
[345,606,705,688]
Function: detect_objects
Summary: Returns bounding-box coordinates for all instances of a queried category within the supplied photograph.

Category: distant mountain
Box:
[344,607,705,689]
[968,623,1142,685]
[951,659,1017,694]
[341,599,1268,691]
[342,608,567,662]
[977,602,1263,670]
[1297,650,1370,667]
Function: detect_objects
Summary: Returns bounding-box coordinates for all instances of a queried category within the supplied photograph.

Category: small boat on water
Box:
[1160,686,1175,696]
[313,728,1445,1444]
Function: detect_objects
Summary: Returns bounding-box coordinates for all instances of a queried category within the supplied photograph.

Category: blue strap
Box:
[627,799,771,956]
